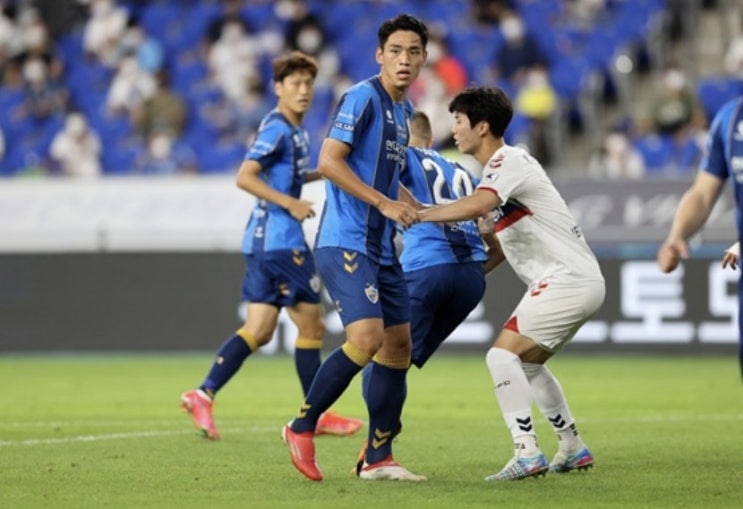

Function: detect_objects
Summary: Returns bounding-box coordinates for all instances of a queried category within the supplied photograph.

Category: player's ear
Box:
[375,47,384,65]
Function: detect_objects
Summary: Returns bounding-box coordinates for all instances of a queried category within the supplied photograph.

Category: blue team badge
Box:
[364,283,379,304]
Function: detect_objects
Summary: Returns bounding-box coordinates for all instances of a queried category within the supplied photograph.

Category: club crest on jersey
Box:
[364,283,379,304]
[309,275,320,293]
[385,109,394,124]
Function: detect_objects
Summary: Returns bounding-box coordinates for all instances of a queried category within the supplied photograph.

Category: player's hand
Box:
[288,199,315,221]
[722,250,738,270]
[477,212,496,235]
[656,240,688,273]
[377,199,419,227]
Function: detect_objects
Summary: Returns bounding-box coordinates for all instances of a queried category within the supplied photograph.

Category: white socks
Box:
[485,347,539,456]
[523,362,585,452]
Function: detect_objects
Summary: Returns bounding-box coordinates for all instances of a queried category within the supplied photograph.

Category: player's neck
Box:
[475,138,505,166]
[277,104,304,126]
[377,75,407,103]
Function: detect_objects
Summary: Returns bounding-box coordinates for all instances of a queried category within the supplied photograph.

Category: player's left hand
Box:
[378,199,419,227]
[288,199,315,221]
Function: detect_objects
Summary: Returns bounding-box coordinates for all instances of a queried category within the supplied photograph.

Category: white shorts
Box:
[504,278,605,353]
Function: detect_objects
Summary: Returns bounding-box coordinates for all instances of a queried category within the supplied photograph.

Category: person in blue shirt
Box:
[351,110,503,474]
[657,95,743,380]
[400,110,498,368]
[282,14,429,482]
[180,51,362,440]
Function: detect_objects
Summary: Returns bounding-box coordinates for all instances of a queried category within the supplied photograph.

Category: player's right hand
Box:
[377,199,419,227]
[656,240,688,273]
[288,199,315,221]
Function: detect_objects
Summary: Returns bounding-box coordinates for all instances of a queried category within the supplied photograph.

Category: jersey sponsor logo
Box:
[333,121,354,132]
[364,283,379,304]
[483,172,498,182]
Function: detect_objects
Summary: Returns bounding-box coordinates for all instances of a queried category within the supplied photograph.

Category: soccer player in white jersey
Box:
[418,86,606,481]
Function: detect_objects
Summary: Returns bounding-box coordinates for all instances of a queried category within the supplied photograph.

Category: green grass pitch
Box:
[1,353,741,508]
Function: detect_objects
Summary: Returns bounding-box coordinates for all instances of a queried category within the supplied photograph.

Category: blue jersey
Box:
[700,97,743,240]
[242,109,312,254]
[314,77,414,265]
[399,147,488,271]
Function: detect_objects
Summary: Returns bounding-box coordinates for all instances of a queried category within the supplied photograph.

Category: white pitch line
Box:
[0,426,276,447]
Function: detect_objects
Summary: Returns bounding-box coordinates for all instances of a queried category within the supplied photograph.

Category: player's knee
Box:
[486,347,521,371]
[296,321,325,341]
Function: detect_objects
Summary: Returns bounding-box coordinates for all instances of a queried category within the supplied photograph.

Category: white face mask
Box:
[150,134,172,159]
[24,25,46,49]
[297,28,322,53]
[22,59,46,83]
[66,114,87,138]
[500,18,524,41]
[663,70,686,91]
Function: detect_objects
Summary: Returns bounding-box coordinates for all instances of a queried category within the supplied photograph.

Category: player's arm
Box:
[318,138,418,226]
[418,189,500,223]
[303,170,324,183]
[722,241,739,270]
[656,171,725,273]
[397,184,427,211]
[236,159,315,221]
[477,211,505,274]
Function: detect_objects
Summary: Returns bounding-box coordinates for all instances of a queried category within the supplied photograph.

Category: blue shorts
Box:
[406,262,486,368]
[241,250,321,308]
[314,247,410,328]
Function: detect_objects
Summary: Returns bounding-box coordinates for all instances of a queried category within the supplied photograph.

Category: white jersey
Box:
[478,145,603,287]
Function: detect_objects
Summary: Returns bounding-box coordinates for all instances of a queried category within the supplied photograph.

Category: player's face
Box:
[451,112,479,155]
[276,70,315,117]
[376,31,426,100]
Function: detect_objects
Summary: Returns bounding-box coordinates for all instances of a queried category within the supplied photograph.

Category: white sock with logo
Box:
[486,347,540,456]
[523,362,585,453]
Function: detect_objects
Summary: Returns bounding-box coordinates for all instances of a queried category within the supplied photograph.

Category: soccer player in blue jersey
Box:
[352,110,502,473]
[180,51,362,440]
[400,110,500,369]
[282,14,429,482]
[658,94,743,380]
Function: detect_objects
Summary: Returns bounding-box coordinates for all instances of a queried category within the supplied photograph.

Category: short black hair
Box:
[448,86,513,138]
[272,51,318,83]
[377,14,428,50]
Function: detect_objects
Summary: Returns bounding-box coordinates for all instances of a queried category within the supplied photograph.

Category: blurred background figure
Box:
[49,111,102,177]
[83,0,128,68]
[494,10,548,88]
[588,126,646,180]
[136,131,196,175]
[514,64,558,165]
[106,55,155,119]
[132,69,186,140]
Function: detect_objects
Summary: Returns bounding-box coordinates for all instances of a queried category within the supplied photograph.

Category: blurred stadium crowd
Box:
[0,0,741,178]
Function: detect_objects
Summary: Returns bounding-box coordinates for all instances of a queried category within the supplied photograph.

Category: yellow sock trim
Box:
[372,354,411,370]
[295,337,322,350]
[342,341,372,367]
[236,329,259,352]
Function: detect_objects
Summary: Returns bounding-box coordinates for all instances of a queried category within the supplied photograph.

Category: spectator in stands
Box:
[409,30,469,146]
[280,0,340,88]
[136,131,196,175]
[117,16,164,75]
[646,65,706,137]
[514,64,558,165]
[49,112,102,178]
[106,55,156,118]
[588,128,645,179]
[0,2,20,60]
[83,0,128,68]
[131,70,186,140]
[22,56,67,120]
[207,18,260,103]
[494,11,548,87]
